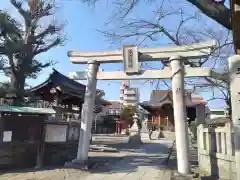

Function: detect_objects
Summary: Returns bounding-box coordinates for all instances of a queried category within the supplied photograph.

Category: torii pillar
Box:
[170,56,190,174]
[73,60,99,163]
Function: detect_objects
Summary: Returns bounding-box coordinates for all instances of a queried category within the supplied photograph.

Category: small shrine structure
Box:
[140,90,207,131]
[26,69,110,121]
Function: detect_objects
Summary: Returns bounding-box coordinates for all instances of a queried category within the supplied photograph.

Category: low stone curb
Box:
[171,171,199,180]
[89,145,119,152]
[64,158,109,171]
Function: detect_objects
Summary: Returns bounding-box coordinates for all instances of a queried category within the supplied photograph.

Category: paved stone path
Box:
[81,139,174,180]
[0,139,174,180]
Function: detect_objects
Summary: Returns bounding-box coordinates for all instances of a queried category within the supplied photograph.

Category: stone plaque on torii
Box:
[67,40,226,175]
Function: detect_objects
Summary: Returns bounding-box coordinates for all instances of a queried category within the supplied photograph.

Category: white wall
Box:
[209,109,227,119]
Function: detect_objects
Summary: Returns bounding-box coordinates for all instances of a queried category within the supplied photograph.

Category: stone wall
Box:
[92,134,129,144]
[197,123,236,179]
[0,142,78,169]
[198,152,236,179]
[43,121,79,166]
[0,120,80,169]
[43,142,78,166]
[0,142,39,169]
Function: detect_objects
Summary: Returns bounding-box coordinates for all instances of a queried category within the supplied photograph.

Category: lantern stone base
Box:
[140,133,150,141]
[129,130,142,143]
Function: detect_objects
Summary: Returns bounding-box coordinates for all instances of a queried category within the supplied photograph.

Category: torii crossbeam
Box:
[69,67,224,80]
[68,40,216,64]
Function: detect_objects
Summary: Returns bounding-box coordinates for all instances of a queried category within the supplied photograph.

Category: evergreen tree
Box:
[0,0,64,105]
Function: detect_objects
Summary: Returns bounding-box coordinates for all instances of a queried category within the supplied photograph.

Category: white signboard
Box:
[123,45,139,74]
[3,131,12,142]
[45,124,67,142]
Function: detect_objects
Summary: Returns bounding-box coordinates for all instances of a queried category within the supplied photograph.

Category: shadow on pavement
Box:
[87,140,176,174]
[0,140,175,178]
[200,176,219,180]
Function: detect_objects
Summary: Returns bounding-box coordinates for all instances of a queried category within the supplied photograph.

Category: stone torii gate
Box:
[68,40,218,175]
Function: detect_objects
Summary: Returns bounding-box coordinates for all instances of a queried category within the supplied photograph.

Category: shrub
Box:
[189,121,197,140]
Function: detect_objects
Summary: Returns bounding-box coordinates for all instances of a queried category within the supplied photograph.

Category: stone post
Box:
[195,104,206,125]
[0,113,3,144]
[170,56,190,175]
[228,55,240,180]
[74,60,99,163]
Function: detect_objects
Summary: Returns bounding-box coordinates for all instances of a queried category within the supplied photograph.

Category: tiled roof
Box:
[192,97,207,105]
[27,69,109,106]
[102,101,121,111]
[141,90,206,110]
[149,90,170,104]
[0,106,55,114]
[98,101,121,115]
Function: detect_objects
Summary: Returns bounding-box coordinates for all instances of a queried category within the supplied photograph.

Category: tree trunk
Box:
[9,71,26,106]
[186,0,231,30]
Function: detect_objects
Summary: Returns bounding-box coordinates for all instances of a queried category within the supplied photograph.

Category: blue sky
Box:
[1,0,228,109]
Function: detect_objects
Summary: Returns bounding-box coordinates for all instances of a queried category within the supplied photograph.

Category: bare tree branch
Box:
[98,6,233,108]
[81,0,231,29]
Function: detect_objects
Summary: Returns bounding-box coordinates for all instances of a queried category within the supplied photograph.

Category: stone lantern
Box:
[129,113,142,143]
[130,113,140,131]
[140,115,150,141]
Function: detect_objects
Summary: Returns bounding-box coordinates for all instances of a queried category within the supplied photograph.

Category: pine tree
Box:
[0,0,63,105]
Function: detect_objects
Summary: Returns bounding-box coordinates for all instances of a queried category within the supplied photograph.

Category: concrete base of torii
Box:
[64,158,100,170]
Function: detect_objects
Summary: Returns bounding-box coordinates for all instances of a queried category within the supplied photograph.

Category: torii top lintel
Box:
[68,40,217,64]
